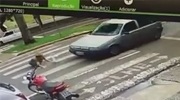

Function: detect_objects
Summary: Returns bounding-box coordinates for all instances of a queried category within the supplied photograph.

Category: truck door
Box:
[121,21,138,48]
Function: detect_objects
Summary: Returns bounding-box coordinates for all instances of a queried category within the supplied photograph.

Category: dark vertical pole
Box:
[14,14,35,45]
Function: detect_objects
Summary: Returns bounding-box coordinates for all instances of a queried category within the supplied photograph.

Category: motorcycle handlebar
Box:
[28,67,38,79]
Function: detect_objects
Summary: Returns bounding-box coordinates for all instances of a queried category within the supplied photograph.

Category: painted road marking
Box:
[7,50,139,79]
[161,36,180,41]
[0,45,69,69]
[118,51,140,60]
[149,55,168,63]
[69,53,159,92]
[0,44,61,69]
[111,96,132,100]
[27,52,159,98]
[12,54,75,79]
[121,67,142,75]
[85,57,174,100]
[27,50,139,97]
[1,49,69,74]
[51,50,140,82]
[4,50,69,76]
[40,58,85,76]
[109,75,129,80]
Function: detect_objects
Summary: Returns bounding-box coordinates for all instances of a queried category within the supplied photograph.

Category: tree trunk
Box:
[33,15,43,27]
[0,13,7,32]
[14,14,35,45]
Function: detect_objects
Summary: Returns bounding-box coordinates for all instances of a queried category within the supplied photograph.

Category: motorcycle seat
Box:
[42,81,62,92]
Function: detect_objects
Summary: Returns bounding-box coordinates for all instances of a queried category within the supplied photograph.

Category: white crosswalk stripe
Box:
[11,54,75,79]
[0,43,167,99]
[1,48,69,74]
[41,58,85,76]
[0,45,69,70]
[69,53,159,92]
[51,50,140,82]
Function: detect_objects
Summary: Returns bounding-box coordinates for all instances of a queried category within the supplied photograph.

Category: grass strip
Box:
[4,23,99,53]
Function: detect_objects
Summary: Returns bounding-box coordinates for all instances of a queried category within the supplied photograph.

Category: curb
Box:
[86,57,180,100]
[17,31,91,56]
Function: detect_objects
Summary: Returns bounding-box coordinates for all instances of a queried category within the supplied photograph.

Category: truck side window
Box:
[123,21,137,33]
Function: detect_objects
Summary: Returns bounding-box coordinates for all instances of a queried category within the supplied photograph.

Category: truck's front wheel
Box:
[109,45,120,56]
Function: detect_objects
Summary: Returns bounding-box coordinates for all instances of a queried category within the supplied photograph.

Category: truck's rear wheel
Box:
[109,45,120,56]
[154,33,161,40]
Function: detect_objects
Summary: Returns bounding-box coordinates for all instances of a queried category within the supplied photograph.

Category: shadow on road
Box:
[29,94,47,100]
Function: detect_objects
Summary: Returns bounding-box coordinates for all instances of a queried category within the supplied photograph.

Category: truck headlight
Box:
[89,47,99,50]
[69,45,75,49]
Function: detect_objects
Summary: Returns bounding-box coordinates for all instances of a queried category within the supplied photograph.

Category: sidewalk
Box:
[157,64,180,100]
[126,64,180,100]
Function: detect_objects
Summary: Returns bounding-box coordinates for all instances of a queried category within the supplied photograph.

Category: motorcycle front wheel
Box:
[28,83,44,93]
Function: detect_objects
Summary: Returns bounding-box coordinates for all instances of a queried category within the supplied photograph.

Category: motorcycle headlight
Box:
[23,76,27,80]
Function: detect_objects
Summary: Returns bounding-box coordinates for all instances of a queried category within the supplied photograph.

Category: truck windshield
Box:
[91,23,123,36]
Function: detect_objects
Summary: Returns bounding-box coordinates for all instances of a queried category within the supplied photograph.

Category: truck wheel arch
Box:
[108,44,121,56]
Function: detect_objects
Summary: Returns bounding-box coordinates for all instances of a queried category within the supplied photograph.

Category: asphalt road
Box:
[1,23,180,100]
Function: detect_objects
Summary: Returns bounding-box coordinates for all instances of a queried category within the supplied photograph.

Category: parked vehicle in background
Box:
[0,82,30,100]
[69,19,163,57]
[0,30,22,46]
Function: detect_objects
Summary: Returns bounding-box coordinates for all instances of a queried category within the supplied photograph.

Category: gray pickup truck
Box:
[69,19,163,57]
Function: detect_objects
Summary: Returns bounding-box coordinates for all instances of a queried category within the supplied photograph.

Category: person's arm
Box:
[43,55,57,63]
[37,62,46,68]
[42,56,51,62]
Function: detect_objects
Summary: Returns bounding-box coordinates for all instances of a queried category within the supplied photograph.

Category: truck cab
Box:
[69,19,163,56]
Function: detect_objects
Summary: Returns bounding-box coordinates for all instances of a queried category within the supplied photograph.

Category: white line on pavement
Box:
[40,57,84,76]
[51,50,140,82]
[69,53,159,92]
[11,54,75,79]
[11,55,74,79]
[4,65,29,76]
[27,93,38,98]
[161,36,180,41]
[27,49,138,98]
[2,49,69,74]
[0,44,61,68]
[12,71,32,80]
[0,45,69,69]
[118,51,140,60]
[110,96,132,100]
